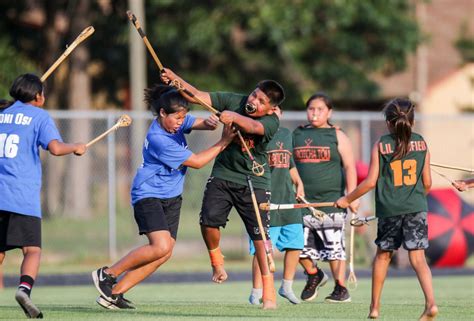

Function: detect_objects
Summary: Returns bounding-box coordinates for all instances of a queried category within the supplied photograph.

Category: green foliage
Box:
[0,37,39,98]
[0,0,421,109]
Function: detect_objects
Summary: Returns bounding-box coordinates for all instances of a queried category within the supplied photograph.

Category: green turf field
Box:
[0,275,472,320]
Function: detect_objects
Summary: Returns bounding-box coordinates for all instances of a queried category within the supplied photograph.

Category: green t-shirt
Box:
[209,92,280,189]
[267,127,302,226]
[376,133,428,218]
[292,126,345,214]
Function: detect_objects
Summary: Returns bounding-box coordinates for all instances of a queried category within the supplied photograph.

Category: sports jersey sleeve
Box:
[181,114,196,134]
[209,92,247,112]
[147,134,192,170]
[38,113,62,150]
[257,114,279,143]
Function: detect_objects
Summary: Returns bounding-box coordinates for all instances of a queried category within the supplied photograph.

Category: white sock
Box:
[251,287,263,297]
[281,279,294,292]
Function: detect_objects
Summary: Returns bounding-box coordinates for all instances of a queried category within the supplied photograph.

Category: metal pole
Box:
[128,0,147,171]
[107,114,117,260]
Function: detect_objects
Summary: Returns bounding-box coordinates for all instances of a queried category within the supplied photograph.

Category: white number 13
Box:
[0,133,20,158]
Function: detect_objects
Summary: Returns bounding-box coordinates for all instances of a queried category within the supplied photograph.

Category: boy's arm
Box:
[160,68,212,107]
[219,111,265,135]
[48,140,86,156]
[289,167,305,199]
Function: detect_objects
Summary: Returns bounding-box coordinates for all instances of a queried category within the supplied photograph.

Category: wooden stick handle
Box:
[85,124,119,148]
[127,10,164,71]
[247,176,275,273]
[259,202,334,211]
[41,26,95,82]
[431,162,473,173]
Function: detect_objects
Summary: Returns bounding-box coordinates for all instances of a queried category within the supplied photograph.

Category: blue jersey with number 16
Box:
[0,101,62,218]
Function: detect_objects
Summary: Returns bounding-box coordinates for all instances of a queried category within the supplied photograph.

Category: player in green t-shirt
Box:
[161,69,285,309]
[248,106,305,305]
[293,93,359,303]
[335,98,438,320]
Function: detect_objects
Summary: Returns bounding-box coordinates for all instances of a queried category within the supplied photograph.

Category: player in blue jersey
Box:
[0,73,87,318]
[92,84,235,310]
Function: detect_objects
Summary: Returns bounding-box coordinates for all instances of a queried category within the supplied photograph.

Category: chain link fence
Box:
[37,110,473,265]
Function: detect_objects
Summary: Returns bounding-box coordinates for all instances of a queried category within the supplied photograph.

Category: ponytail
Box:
[144,84,188,117]
[383,98,415,159]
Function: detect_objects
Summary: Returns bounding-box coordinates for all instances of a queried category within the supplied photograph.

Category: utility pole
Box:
[128,0,147,170]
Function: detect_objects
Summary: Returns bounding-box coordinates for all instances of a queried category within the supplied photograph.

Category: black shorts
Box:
[199,177,271,241]
[133,196,182,240]
[0,210,41,251]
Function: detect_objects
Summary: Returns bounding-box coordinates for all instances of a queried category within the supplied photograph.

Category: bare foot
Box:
[419,305,438,321]
[262,300,277,310]
[212,265,228,283]
[368,306,379,319]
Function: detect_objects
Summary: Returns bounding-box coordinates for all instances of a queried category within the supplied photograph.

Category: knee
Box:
[22,246,41,256]
[375,250,393,262]
[150,239,173,259]
[408,251,427,268]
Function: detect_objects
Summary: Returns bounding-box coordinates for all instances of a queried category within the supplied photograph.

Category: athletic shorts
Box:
[300,212,346,261]
[199,177,271,241]
[133,196,182,240]
[375,211,428,251]
[248,223,304,255]
[0,210,41,251]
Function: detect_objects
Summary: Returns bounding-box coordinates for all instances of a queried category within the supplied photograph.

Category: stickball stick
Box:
[259,202,334,211]
[347,211,357,290]
[298,195,326,220]
[431,162,473,173]
[41,26,95,82]
[350,215,377,227]
[86,115,132,148]
[247,176,276,273]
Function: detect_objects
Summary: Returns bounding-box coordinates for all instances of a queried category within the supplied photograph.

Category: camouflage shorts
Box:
[375,212,428,251]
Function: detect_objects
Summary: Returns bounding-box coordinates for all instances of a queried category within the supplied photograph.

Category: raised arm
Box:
[219,111,265,136]
[192,114,220,131]
[160,68,212,106]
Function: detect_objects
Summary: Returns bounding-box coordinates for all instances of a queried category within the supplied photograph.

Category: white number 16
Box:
[0,133,20,158]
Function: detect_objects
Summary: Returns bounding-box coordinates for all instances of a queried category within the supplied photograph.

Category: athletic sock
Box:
[281,279,294,291]
[18,275,35,297]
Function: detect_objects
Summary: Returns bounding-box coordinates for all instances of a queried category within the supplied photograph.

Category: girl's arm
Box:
[192,114,219,131]
[182,125,235,169]
[336,129,359,212]
[422,149,432,194]
[289,167,305,199]
[335,141,380,208]
[48,140,86,156]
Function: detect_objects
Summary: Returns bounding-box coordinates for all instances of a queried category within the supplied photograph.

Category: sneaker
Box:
[325,283,351,303]
[96,294,136,310]
[300,269,328,301]
[15,289,43,318]
[92,266,116,300]
[278,287,300,304]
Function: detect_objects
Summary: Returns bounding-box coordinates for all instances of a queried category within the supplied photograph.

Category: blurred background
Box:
[0,0,472,280]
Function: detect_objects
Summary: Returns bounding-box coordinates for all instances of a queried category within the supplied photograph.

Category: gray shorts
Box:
[375,211,428,251]
[300,212,346,261]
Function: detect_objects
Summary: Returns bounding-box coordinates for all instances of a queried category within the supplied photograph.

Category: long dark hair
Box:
[305,92,334,127]
[384,98,415,160]
[144,84,189,117]
[1,73,44,110]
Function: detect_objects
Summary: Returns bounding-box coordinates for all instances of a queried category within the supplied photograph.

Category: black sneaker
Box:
[92,266,116,300]
[300,269,329,301]
[325,283,351,303]
[96,294,136,310]
[15,289,43,318]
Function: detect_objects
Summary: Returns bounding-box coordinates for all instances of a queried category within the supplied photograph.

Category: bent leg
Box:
[201,225,227,283]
